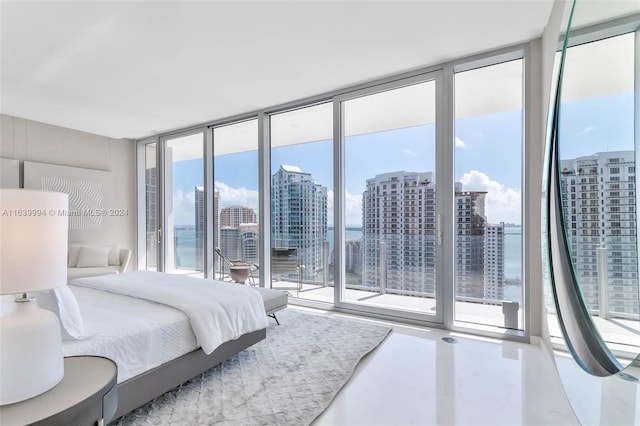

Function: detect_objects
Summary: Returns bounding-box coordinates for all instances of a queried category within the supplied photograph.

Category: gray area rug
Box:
[112,309,391,426]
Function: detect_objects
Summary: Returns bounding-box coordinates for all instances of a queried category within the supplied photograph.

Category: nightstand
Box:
[0,356,117,426]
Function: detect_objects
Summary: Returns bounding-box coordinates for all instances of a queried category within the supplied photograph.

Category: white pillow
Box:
[108,244,120,266]
[76,246,110,268]
[35,287,85,340]
[68,245,82,267]
[69,243,120,267]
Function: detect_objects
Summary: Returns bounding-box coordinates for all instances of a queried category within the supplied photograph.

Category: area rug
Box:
[112,309,391,426]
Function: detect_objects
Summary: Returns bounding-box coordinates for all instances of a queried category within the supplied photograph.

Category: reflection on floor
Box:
[286,307,579,426]
[547,312,640,360]
[554,351,640,426]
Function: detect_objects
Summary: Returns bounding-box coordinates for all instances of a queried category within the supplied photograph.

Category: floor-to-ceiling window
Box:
[270,103,333,298]
[141,142,159,271]
[136,45,531,338]
[213,119,259,283]
[163,132,205,276]
[454,59,524,330]
[338,75,440,319]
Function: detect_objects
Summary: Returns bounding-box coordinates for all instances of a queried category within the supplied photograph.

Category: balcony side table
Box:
[0,356,117,426]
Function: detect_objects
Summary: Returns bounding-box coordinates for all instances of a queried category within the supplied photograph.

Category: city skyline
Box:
[201,167,509,300]
[169,91,632,227]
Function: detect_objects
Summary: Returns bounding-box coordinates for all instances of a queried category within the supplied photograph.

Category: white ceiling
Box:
[1,1,638,141]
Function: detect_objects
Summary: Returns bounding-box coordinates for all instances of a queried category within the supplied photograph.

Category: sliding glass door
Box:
[269,103,333,299]
[212,119,259,283]
[336,73,443,321]
[453,59,524,330]
[137,141,160,271]
[162,132,205,276]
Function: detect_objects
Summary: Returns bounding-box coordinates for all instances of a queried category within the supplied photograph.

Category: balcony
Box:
[272,277,523,330]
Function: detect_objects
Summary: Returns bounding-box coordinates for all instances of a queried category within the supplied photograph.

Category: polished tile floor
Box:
[553,352,640,426]
[299,307,578,426]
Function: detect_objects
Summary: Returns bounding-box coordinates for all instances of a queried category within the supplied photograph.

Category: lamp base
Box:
[0,297,64,405]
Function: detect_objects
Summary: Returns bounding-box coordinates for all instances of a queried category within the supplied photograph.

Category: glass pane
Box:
[144,142,158,271]
[164,133,204,276]
[454,59,523,330]
[270,103,332,298]
[553,33,638,350]
[343,80,437,315]
[213,119,259,285]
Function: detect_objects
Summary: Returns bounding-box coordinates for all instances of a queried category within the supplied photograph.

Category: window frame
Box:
[333,70,446,324]
[136,43,532,342]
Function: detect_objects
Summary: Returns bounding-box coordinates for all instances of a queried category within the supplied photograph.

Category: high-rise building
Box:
[362,171,437,295]
[220,226,240,262]
[220,206,257,228]
[195,186,204,271]
[484,223,505,300]
[455,185,488,299]
[271,165,327,282]
[194,187,220,272]
[213,190,220,274]
[214,190,219,249]
[362,172,504,299]
[345,240,362,273]
[144,167,157,268]
[216,205,256,264]
[239,223,259,265]
[560,150,638,315]
[219,223,260,266]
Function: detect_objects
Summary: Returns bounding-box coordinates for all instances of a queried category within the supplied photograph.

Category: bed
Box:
[37,271,268,420]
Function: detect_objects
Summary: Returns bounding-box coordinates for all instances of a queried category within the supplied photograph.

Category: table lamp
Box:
[0,189,69,405]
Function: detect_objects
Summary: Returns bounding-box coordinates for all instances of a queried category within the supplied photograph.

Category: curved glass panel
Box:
[546,0,640,372]
[544,0,640,423]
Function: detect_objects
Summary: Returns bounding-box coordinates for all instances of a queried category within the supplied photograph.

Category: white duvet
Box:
[71,271,268,354]
[64,285,197,383]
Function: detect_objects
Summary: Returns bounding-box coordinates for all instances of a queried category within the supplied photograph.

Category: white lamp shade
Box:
[0,189,69,294]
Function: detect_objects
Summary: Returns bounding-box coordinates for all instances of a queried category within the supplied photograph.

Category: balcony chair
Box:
[270,247,304,297]
[214,247,257,285]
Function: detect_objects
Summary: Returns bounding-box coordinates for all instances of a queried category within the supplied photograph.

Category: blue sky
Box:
[171,92,633,226]
[559,92,633,159]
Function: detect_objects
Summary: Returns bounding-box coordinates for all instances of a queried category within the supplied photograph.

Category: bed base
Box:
[113,328,267,420]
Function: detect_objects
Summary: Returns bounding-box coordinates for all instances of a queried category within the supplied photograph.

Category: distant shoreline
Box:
[175,225,521,232]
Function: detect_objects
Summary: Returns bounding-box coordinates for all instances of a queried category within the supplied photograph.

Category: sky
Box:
[169,91,633,227]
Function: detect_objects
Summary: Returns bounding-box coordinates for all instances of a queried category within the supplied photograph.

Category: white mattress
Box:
[72,271,269,355]
[63,285,198,383]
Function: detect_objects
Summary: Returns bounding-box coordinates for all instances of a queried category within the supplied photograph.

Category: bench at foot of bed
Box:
[252,287,288,325]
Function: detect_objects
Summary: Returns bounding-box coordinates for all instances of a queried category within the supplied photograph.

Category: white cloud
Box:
[577,126,595,137]
[458,170,521,225]
[327,190,362,226]
[403,149,417,157]
[214,181,259,212]
[345,191,362,226]
[170,189,196,225]
[455,136,466,149]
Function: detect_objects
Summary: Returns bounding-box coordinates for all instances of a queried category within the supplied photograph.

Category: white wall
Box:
[537,0,571,339]
[0,113,137,267]
[523,0,568,339]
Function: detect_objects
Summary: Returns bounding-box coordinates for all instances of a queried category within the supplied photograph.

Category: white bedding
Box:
[71,271,269,354]
[64,285,198,383]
